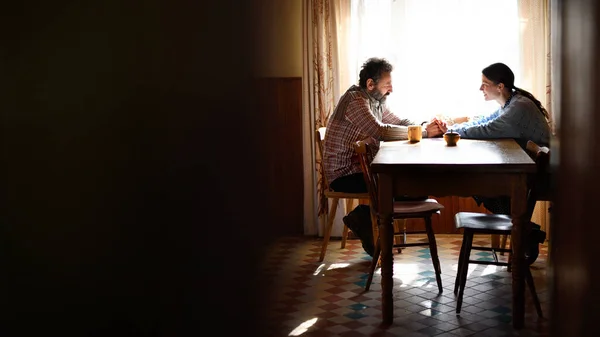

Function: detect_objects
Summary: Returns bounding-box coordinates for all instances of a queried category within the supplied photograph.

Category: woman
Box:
[443,62,550,261]
[447,62,551,150]
[442,62,552,214]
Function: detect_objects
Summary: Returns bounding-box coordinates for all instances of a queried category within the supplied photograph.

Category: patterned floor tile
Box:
[261,235,550,336]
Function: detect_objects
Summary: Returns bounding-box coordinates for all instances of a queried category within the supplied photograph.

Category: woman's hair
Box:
[358,57,393,88]
[482,62,549,120]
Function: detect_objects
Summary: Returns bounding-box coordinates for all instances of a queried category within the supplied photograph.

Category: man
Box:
[322,57,444,256]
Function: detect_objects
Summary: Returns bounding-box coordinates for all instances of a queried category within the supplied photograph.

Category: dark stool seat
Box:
[455,212,512,232]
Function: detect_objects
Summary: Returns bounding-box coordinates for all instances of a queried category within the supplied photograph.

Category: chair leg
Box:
[369,205,378,248]
[507,240,512,273]
[319,197,339,262]
[341,199,353,249]
[500,234,508,256]
[424,216,443,293]
[365,236,381,291]
[525,267,543,318]
[456,231,474,314]
[394,219,404,254]
[403,219,408,244]
[454,235,467,295]
[491,234,500,249]
[546,204,552,264]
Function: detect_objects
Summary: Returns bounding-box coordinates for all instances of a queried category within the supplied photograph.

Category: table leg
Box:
[511,174,529,329]
[378,173,394,325]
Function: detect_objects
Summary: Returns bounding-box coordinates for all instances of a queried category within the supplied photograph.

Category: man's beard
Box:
[369,90,388,103]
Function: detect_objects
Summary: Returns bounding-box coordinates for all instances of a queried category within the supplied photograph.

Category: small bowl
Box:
[443,132,460,146]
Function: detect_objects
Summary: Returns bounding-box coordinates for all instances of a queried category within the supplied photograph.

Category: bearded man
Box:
[322,57,444,256]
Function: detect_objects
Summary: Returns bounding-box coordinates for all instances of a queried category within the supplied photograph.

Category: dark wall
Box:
[255,77,304,236]
[1,1,278,336]
[551,0,600,336]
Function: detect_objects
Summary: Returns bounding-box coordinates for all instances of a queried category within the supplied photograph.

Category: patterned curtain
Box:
[302,0,346,236]
[312,0,336,217]
[519,0,553,236]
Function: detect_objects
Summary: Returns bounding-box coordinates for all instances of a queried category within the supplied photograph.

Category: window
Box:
[343,0,521,122]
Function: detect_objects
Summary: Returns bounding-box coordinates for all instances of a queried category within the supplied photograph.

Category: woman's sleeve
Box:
[451,109,502,130]
[452,107,522,139]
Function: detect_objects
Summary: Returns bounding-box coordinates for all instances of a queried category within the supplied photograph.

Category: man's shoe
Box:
[342,212,361,233]
[525,223,546,264]
[343,205,374,257]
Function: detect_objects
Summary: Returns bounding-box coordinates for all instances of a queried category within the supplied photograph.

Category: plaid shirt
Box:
[323,85,421,186]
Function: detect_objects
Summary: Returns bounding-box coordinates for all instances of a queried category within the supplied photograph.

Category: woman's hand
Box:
[425,120,445,137]
[451,116,469,125]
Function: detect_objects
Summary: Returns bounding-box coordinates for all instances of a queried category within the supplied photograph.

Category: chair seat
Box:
[455,212,512,232]
[393,199,444,216]
[324,189,369,199]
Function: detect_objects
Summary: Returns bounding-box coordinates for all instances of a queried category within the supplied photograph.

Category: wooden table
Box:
[371,138,536,329]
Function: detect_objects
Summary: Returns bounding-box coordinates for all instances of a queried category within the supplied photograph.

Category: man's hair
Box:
[358,57,393,88]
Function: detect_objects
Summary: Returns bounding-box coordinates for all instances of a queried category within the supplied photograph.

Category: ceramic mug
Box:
[407,125,422,143]
[444,131,460,146]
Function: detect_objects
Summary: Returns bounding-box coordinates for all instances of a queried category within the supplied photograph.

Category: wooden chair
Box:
[499,146,553,254]
[315,128,372,262]
[454,140,550,318]
[354,140,445,293]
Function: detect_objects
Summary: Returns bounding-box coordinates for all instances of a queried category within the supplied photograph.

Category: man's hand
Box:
[432,117,448,130]
[425,120,445,137]
[425,118,447,137]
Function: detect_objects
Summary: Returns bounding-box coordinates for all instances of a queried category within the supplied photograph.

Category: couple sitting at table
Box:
[322,57,551,258]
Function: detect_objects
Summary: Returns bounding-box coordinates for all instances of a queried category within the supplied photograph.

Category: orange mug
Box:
[407,125,422,143]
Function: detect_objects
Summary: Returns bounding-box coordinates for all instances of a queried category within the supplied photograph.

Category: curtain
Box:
[302,0,348,236]
[519,0,553,237]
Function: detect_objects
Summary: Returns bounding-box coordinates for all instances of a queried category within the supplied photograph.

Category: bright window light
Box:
[313,263,326,276]
[480,264,502,276]
[393,263,420,286]
[345,0,520,122]
[288,317,318,336]
[327,263,350,270]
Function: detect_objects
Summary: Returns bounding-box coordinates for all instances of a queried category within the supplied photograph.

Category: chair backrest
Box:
[524,140,551,219]
[315,127,330,188]
[354,140,379,211]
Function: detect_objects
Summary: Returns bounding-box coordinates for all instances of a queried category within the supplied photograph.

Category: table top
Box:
[372,138,536,174]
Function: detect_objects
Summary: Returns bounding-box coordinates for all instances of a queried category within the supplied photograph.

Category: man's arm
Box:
[345,96,409,141]
[382,106,413,126]
[383,106,446,138]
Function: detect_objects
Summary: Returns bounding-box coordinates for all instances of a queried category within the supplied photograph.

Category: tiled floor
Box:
[260,234,549,337]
